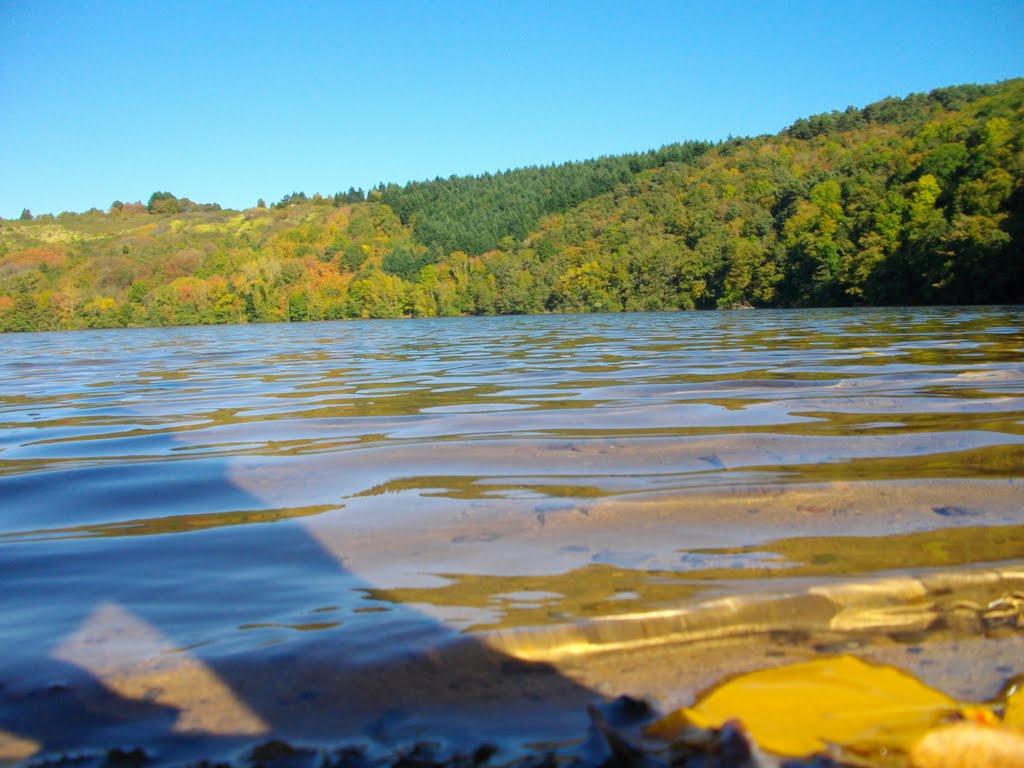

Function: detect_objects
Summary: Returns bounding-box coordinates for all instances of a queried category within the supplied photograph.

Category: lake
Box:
[1,307,1022,765]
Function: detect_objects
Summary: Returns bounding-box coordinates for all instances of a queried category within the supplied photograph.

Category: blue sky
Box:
[1,0,1021,219]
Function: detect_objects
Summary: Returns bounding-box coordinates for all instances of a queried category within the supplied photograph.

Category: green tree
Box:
[551,260,620,313]
[780,179,851,305]
[381,244,427,281]
[147,191,180,215]
[901,173,950,300]
[347,271,407,318]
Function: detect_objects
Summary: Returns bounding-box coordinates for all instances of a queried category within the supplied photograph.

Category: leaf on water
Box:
[646,655,976,760]
[909,721,1024,768]
[1005,680,1024,730]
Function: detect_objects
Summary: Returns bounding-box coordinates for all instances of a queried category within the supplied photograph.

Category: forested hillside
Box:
[377,142,710,257]
[1,79,1021,331]
[525,80,1023,310]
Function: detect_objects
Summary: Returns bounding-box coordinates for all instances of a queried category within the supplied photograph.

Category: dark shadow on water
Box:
[0,454,605,766]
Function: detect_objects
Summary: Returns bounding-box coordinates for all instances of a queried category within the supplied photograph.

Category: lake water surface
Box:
[1,308,1023,765]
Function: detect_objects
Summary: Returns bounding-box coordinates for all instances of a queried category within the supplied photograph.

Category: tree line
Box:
[0,79,1020,332]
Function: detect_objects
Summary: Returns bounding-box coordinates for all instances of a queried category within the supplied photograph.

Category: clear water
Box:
[1,307,1022,764]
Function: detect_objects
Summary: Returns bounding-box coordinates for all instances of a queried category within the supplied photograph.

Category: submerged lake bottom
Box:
[0,307,1022,766]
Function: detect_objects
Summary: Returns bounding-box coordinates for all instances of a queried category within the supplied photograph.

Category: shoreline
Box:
[5,561,1021,768]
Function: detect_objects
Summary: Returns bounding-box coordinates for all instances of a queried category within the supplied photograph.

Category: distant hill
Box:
[1,79,1021,331]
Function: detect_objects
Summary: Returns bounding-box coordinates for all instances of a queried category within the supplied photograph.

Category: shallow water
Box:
[1,307,1023,764]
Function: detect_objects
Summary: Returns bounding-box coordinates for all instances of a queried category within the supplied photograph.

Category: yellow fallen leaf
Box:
[910,721,1024,768]
[1005,681,1024,730]
[647,655,977,760]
